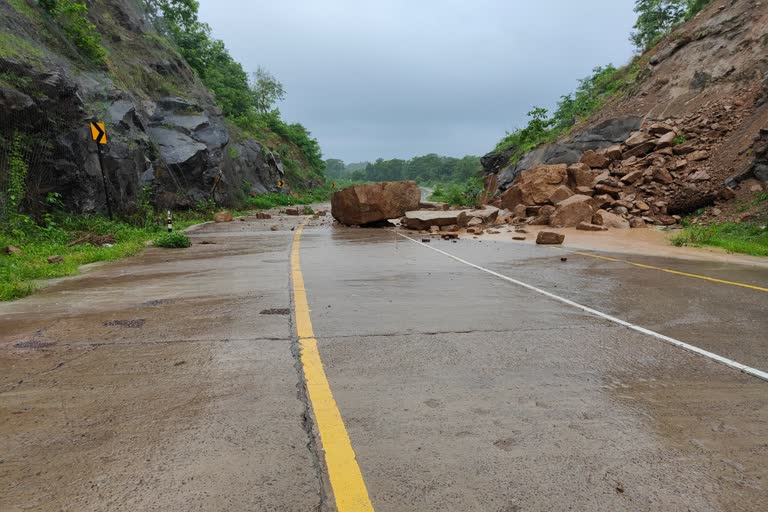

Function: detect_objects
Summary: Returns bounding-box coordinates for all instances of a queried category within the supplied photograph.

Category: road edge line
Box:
[292,225,376,511]
[398,233,768,383]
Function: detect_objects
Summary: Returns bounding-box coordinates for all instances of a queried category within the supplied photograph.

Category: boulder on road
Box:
[549,194,595,228]
[536,231,565,245]
[214,211,234,222]
[462,206,500,225]
[501,164,568,210]
[402,209,470,230]
[332,181,421,226]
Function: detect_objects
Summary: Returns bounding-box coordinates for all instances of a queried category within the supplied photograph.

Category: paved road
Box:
[1,213,767,511]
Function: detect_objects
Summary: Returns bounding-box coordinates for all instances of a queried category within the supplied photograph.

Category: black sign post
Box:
[90,120,113,220]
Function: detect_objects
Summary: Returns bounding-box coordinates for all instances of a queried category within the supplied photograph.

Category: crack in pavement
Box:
[311,323,620,340]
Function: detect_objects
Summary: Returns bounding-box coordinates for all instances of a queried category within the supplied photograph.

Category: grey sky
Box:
[198,0,638,163]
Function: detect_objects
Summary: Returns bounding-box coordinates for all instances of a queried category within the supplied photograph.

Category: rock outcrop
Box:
[331,181,421,226]
[0,0,289,216]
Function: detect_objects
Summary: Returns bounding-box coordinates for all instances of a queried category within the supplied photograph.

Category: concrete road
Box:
[1,213,767,511]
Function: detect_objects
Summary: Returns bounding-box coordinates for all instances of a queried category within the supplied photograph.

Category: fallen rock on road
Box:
[536,231,565,245]
[332,181,421,226]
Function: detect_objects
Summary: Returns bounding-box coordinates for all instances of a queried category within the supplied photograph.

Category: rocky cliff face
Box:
[0,0,285,216]
[483,0,768,211]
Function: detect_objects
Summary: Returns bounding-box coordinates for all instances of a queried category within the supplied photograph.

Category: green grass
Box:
[0,185,345,301]
[154,231,191,248]
[671,222,768,256]
[0,32,45,63]
[0,213,210,301]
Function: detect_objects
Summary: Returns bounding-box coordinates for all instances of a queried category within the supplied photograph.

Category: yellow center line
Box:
[567,250,768,293]
[291,224,375,512]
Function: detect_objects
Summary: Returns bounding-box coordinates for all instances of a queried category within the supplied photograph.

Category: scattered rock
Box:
[214,211,234,223]
[629,217,647,228]
[252,212,272,219]
[688,150,709,162]
[512,236,527,241]
[284,207,302,216]
[47,255,64,264]
[5,245,22,256]
[536,231,565,245]
[603,145,624,160]
[655,131,677,149]
[270,226,279,231]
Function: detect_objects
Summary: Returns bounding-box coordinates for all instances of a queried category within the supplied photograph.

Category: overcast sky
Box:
[198,0,638,163]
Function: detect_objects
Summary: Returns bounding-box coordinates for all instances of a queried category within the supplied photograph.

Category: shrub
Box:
[40,0,107,64]
[154,231,191,248]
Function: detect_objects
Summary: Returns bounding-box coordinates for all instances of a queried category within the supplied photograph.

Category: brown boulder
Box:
[530,205,556,225]
[464,206,500,225]
[5,245,22,255]
[548,185,574,205]
[603,145,624,161]
[592,209,630,229]
[214,211,234,222]
[623,141,657,158]
[331,181,421,226]
[501,164,568,209]
[655,131,677,149]
[621,169,644,184]
[625,131,653,147]
[47,255,64,264]
[580,150,609,169]
[251,212,272,219]
[536,231,565,245]
[567,163,598,188]
[647,122,675,136]
[629,217,647,228]
[549,195,595,228]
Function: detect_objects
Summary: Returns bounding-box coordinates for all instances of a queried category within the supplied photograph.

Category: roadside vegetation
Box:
[672,194,768,256]
[0,191,331,301]
[428,178,484,207]
[671,222,768,257]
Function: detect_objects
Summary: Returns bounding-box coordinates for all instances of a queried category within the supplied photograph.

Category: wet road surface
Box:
[1,214,767,511]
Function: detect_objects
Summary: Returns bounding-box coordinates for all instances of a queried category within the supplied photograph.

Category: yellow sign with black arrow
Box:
[278,179,285,187]
[90,121,107,145]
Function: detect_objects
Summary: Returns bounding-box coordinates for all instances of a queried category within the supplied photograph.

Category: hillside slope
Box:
[0,0,319,217]
[483,0,767,225]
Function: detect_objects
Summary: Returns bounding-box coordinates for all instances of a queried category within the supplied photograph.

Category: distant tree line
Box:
[325,154,482,185]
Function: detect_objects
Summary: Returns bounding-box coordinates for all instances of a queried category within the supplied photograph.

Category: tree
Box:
[251,67,286,115]
[630,0,689,51]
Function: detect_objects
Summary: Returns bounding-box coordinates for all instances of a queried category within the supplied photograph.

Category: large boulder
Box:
[332,181,421,226]
[549,195,595,228]
[402,209,470,230]
[501,164,568,210]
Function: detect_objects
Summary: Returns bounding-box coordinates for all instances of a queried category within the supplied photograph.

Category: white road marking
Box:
[398,233,768,383]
